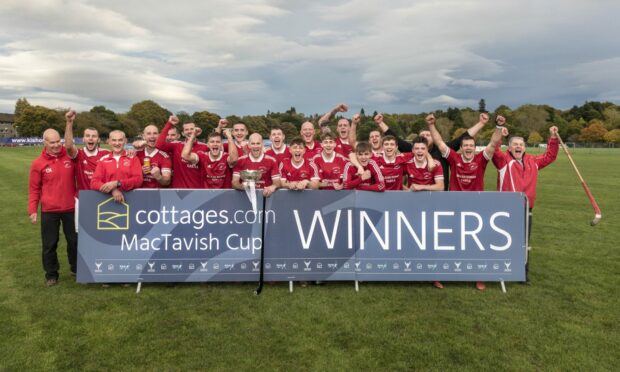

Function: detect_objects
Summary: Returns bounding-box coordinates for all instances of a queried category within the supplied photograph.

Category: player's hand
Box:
[298,180,309,190]
[195,127,202,137]
[218,119,229,129]
[374,113,383,125]
[263,185,276,197]
[100,181,118,193]
[29,213,37,224]
[361,170,371,181]
[142,165,151,175]
[496,115,506,126]
[410,184,424,192]
[501,127,509,137]
[125,149,136,158]
[425,114,436,126]
[480,113,490,125]
[352,114,361,125]
[169,115,179,125]
[336,103,348,113]
[223,128,233,139]
[65,110,76,123]
[333,182,344,191]
[151,166,161,180]
[112,189,125,203]
[287,181,298,190]
[549,126,558,137]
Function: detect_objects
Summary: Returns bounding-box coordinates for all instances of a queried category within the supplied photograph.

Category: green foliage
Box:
[14,105,64,136]
[192,110,221,135]
[527,131,543,145]
[603,129,620,143]
[127,100,171,129]
[478,98,486,113]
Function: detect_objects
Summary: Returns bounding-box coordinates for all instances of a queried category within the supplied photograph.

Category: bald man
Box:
[28,129,78,287]
[232,133,280,197]
[300,121,323,160]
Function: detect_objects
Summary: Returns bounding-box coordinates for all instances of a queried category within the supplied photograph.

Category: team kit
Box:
[28,103,559,289]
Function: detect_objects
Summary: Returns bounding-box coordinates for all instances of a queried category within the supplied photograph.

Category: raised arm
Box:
[467,112,490,137]
[377,113,412,153]
[483,115,505,159]
[348,113,361,149]
[535,126,559,170]
[64,110,78,158]
[319,103,348,133]
[223,125,238,167]
[181,131,199,164]
[426,114,448,156]
[155,115,179,152]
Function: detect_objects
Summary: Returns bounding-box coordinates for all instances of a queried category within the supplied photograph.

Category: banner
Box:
[77,190,526,283]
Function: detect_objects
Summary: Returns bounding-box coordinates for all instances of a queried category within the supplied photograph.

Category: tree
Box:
[14,105,64,136]
[478,99,486,113]
[192,110,221,134]
[127,100,171,129]
[451,127,468,140]
[603,129,620,143]
[14,98,31,119]
[527,131,543,145]
[579,122,608,142]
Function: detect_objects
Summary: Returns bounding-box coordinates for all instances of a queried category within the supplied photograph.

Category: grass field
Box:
[0,146,618,371]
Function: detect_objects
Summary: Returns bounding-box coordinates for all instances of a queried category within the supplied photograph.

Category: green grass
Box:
[0,146,618,371]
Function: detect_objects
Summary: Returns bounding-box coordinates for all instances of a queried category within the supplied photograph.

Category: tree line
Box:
[11,98,620,144]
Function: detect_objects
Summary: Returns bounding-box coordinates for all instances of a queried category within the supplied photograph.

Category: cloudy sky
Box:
[0,0,618,116]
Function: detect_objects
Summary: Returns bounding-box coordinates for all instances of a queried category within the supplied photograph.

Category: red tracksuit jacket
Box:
[28,147,76,214]
[492,137,558,208]
[90,152,143,191]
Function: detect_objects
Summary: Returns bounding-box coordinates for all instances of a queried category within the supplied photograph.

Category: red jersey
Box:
[28,147,76,214]
[492,137,558,208]
[223,141,247,157]
[303,140,323,160]
[311,152,349,190]
[72,147,110,191]
[334,138,353,157]
[135,148,172,189]
[232,153,280,188]
[343,159,385,191]
[279,158,319,182]
[90,152,143,191]
[197,151,233,189]
[265,145,291,166]
[405,159,444,186]
[372,153,412,190]
[443,148,489,191]
[156,122,208,188]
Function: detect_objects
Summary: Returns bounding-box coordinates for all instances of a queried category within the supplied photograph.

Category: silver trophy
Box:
[240,169,262,213]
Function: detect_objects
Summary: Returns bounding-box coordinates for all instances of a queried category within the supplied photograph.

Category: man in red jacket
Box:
[493,125,559,282]
[28,129,78,287]
[91,130,143,203]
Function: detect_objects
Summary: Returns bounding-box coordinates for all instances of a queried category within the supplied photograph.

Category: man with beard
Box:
[135,125,172,188]
[279,137,320,190]
[318,103,353,157]
[265,125,291,166]
[375,113,488,190]
[427,114,506,291]
[181,123,239,189]
[156,115,208,188]
[300,121,323,160]
[91,130,143,203]
[232,133,280,197]
[29,128,78,287]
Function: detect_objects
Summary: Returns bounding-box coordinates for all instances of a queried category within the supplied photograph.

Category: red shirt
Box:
[492,137,558,208]
[303,140,323,160]
[28,147,76,214]
[197,151,233,189]
[265,145,291,166]
[135,149,172,189]
[334,138,353,157]
[223,141,247,157]
[279,158,319,182]
[311,152,349,190]
[405,159,444,186]
[232,153,280,188]
[90,152,143,191]
[72,147,110,191]
[343,159,385,191]
[372,153,412,190]
[443,148,489,191]
[156,122,208,188]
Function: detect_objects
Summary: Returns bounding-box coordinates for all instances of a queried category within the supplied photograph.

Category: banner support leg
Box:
[355,280,359,292]
[289,281,293,293]
[500,280,506,294]
[136,280,142,294]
